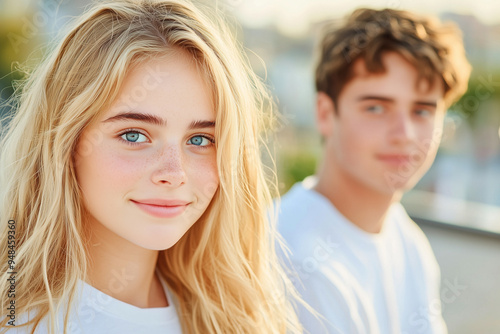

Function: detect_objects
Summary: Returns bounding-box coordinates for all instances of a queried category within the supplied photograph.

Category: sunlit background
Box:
[1,0,500,332]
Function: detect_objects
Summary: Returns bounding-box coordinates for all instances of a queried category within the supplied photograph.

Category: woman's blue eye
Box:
[188,135,212,146]
[121,131,147,143]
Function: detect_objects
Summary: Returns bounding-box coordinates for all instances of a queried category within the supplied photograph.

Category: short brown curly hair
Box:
[315,8,471,109]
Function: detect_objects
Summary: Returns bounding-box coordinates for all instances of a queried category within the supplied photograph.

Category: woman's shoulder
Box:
[7,279,183,334]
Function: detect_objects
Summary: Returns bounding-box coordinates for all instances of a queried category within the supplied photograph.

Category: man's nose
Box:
[389,111,416,145]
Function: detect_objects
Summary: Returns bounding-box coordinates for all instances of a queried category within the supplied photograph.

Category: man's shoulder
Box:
[389,203,440,275]
[275,180,339,256]
[390,203,432,247]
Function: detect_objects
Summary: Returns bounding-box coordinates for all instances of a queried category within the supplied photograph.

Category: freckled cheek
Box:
[186,155,219,200]
[76,144,148,188]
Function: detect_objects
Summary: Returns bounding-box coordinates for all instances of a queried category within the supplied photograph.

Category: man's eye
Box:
[415,109,432,117]
[366,105,385,114]
[120,131,148,143]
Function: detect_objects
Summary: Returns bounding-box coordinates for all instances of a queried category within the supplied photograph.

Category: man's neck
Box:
[314,164,402,234]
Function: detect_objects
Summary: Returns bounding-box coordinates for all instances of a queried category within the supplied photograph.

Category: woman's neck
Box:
[85,218,168,308]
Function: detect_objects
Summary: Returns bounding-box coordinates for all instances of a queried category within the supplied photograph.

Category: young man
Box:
[277,8,471,334]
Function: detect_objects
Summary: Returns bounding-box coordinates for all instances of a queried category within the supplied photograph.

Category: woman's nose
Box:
[150,145,187,187]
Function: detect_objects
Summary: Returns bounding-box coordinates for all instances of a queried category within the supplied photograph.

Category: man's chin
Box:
[383,172,420,192]
[376,180,415,199]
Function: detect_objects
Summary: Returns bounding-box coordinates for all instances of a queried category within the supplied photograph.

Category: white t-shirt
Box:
[277,179,447,334]
[9,276,183,334]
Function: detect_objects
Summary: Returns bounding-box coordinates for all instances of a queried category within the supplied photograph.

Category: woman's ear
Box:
[316,92,336,138]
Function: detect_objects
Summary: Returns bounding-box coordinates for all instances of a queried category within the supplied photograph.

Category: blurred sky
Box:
[230,0,500,37]
[2,0,500,38]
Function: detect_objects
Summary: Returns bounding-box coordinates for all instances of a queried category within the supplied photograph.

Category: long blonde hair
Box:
[0,0,302,333]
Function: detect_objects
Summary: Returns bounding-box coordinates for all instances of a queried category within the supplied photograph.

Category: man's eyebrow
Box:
[357,96,438,107]
[414,101,438,108]
[102,112,166,126]
[188,120,216,130]
[357,96,394,103]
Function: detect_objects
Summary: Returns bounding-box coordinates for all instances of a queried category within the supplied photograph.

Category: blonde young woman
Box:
[0,0,303,333]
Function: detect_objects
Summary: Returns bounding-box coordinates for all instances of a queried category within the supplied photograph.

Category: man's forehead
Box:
[348,55,444,97]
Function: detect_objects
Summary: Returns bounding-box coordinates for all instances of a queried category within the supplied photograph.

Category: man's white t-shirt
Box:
[10,276,183,334]
[277,178,447,334]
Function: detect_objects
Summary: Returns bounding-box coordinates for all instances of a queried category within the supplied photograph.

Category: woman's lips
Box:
[131,199,189,218]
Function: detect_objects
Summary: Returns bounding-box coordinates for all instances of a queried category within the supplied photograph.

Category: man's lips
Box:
[131,199,190,218]
[376,154,412,166]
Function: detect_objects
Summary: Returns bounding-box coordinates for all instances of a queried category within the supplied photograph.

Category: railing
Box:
[402,189,500,237]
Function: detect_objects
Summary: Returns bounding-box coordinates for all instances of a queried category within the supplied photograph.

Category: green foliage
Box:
[278,149,318,194]
[451,71,500,123]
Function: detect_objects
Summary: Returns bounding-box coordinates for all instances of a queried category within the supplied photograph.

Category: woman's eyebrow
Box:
[102,112,215,129]
[188,120,215,130]
[102,112,166,126]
